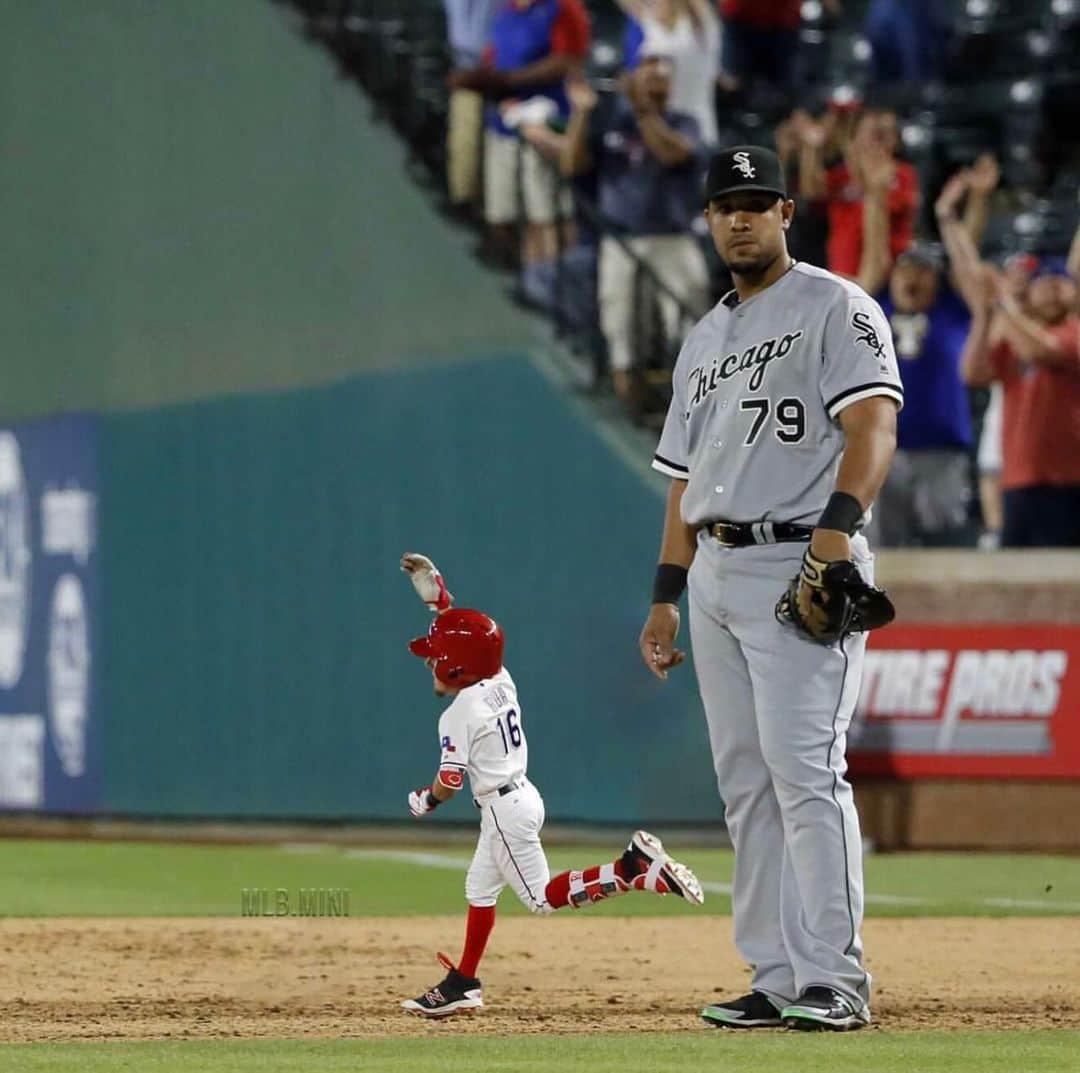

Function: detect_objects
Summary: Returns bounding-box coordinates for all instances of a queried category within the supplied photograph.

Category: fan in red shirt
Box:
[822,109,919,278]
[796,107,919,278]
[961,270,1080,547]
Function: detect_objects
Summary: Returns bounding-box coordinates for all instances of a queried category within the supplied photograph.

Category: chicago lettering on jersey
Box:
[688,330,804,410]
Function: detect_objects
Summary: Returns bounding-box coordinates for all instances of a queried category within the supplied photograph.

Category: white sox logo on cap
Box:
[732,151,756,179]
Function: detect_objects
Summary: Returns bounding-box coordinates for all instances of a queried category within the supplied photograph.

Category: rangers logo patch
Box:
[440,735,456,753]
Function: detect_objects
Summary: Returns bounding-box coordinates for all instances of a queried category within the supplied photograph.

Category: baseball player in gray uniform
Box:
[638,146,902,1031]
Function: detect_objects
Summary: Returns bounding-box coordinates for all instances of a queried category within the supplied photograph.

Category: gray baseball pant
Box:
[687,534,872,1010]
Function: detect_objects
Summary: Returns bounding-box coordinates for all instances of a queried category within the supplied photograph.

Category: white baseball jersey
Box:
[652,262,904,524]
[437,667,528,798]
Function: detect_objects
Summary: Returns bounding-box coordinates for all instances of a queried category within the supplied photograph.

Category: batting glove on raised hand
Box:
[400,553,453,613]
[408,787,440,818]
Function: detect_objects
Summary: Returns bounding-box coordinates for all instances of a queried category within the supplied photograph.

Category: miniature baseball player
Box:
[639,146,901,1031]
[399,552,704,1018]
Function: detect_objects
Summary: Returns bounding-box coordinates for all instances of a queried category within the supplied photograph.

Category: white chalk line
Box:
[339,848,1080,912]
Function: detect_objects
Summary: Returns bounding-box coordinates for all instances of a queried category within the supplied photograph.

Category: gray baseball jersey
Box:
[652,261,903,523]
[654,260,902,1017]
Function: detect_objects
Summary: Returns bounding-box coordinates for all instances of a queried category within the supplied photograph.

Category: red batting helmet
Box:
[408,608,505,688]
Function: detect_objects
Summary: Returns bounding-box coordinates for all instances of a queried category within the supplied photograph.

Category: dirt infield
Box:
[1,916,1077,1040]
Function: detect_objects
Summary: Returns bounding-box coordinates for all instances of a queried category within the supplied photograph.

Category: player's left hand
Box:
[776,546,895,645]
[408,787,439,818]
[401,553,453,613]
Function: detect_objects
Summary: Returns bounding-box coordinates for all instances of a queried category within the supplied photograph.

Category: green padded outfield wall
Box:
[0,0,533,416]
[3,0,719,821]
[102,357,719,822]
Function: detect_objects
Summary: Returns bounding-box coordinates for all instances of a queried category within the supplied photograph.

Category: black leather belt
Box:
[704,520,814,547]
[474,778,524,808]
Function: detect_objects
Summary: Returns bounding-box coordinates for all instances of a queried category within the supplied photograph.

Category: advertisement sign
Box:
[0,417,101,811]
[849,624,1080,778]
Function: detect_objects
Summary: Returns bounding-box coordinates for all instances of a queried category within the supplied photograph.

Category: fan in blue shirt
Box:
[868,244,975,545]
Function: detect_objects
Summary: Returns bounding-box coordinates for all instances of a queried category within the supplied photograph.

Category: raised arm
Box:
[564,76,600,175]
[855,146,894,294]
[935,171,985,312]
[959,268,999,388]
[401,553,454,613]
[1068,219,1080,283]
[794,113,828,201]
[995,293,1075,366]
[629,70,695,166]
[686,0,720,33]
[962,153,999,251]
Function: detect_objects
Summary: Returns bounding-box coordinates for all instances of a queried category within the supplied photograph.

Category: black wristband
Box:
[652,563,688,605]
[425,790,441,809]
[818,491,865,535]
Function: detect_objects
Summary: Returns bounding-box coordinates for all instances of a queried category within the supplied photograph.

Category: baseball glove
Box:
[775,550,895,646]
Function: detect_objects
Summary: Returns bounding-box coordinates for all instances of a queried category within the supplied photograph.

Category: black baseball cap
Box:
[703,145,787,205]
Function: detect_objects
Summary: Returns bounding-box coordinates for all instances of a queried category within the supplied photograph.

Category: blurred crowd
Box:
[440,0,1080,548]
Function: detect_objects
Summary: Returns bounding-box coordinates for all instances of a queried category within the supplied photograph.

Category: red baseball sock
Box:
[458,905,496,978]
[544,858,633,910]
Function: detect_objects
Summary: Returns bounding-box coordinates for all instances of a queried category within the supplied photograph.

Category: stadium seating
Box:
[284,0,1079,405]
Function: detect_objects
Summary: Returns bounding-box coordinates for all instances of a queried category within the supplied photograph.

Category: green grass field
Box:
[1,837,1077,1072]
[2,1033,1079,1073]
[1,837,1077,917]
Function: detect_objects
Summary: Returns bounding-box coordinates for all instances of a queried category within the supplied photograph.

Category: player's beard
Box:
[727,246,782,283]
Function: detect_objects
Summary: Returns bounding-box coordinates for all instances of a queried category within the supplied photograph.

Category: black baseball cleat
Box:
[781,986,870,1031]
[701,991,785,1029]
[622,830,705,905]
[401,953,483,1018]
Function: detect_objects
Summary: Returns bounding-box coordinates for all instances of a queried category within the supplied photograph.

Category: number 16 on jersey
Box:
[497,709,522,754]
